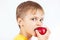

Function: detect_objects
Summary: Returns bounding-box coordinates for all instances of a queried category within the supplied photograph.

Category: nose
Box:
[36,21,42,26]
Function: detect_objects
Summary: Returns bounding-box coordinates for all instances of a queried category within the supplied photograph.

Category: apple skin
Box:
[34,27,47,35]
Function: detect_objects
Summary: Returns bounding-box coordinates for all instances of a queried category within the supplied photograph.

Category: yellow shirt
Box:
[14,34,28,40]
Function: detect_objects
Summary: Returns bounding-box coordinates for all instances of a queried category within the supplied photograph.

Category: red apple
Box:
[34,27,47,35]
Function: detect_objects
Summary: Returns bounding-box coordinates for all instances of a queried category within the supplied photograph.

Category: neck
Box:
[20,28,32,39]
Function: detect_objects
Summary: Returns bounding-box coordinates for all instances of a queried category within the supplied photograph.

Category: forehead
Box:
[25,9,44,18]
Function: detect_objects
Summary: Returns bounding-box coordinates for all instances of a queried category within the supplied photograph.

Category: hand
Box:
[35,27,51,40]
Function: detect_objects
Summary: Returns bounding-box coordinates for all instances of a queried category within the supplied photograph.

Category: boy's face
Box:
[19,9,44,36]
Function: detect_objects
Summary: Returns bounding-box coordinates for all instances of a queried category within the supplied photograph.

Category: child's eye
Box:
[31,18,37,21]
[40,18,43,22]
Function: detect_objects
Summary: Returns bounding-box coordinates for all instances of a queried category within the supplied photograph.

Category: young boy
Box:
[14,1,50,40]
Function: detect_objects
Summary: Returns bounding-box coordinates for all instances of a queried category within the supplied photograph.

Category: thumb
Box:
[35,30,41,37]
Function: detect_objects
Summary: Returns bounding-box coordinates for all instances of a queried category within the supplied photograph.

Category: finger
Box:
[45,27,51,35]
[35,30,41,37]
[44,27,51,38]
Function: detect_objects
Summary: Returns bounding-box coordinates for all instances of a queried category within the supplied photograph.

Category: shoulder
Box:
[14,34,28,40]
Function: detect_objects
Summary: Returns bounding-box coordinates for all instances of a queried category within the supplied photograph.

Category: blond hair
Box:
[16,1,44,20]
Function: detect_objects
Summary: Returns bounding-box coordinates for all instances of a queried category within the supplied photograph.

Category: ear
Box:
[17,18,24,27]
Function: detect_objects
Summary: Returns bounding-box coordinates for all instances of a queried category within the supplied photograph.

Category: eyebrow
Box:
[34,16,44,19]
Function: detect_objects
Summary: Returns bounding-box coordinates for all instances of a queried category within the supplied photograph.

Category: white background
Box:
[0,0,60,40]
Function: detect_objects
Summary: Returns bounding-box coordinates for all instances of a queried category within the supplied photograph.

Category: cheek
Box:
[24,22,34,30]
[24,21,36,34]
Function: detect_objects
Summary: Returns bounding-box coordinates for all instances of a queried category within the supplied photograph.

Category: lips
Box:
[34,27,47,36]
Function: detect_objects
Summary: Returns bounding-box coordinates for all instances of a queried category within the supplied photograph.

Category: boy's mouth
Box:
[34,27,47,36]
